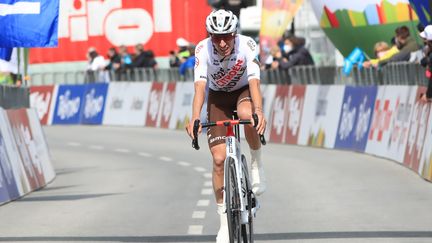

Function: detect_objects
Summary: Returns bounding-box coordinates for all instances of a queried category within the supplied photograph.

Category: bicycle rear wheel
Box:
[241,155,254,243]
[225,158,242,243]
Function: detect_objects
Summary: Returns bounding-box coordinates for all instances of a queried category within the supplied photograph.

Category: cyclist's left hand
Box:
[254,111,266,135]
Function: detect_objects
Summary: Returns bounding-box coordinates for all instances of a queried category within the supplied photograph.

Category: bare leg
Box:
[210,143,226,204]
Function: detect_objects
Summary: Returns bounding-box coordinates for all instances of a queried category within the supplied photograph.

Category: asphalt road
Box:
[0,126,431,243]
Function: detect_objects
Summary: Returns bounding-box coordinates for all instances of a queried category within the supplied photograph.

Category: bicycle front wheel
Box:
[225,158,241,243]
[241,155,254,243]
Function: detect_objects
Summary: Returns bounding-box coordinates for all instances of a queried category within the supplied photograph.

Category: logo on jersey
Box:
[195,57,199,69]
[212,59,246,91]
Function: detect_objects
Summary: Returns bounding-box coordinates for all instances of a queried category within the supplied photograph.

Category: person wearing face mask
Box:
[363,40,399,68]
[419,25,432,102]
[277,36,314,70]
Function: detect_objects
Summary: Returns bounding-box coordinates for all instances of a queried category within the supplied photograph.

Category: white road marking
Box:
[114,148,130,153]
[178,161,191,167]
[138,152,152,157]
[187,225,203,235]
[194,166,206,172]
[192,211,206,219]
[89,145,104,150]
[159,156,173,162]
[67,142,81,147]
[201,189,213,195]
[204,181,212,187]
[203,173,212,178]
[197,199,210,207]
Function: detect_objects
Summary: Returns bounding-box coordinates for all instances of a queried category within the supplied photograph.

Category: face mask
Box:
[283,45,293,53]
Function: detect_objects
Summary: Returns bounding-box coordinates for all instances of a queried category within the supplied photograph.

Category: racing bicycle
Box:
[192,113,266,243]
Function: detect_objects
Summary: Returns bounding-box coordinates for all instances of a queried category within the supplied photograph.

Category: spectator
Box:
[378,25,420,66]
[419,25,432,102]
[263,45,282,70]
[119,45,132,70]
[169,50,181,67]
[105,47,121,71]
[176,38,191,63]
[132,44,157,69]
[363,40,399,68]
[179,46,195,78]
[278,36,314,69]
[86,47,107,83]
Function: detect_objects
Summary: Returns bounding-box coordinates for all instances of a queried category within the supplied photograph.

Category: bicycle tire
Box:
[241,155,254,243]
[225,158,242,243]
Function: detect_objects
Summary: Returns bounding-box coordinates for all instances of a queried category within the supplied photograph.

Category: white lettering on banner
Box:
[57,90,81,120]
[272,97,285,135]
[12,126,35,179]
[288,96,302,136]
[407,103,430,157]
[149,90,162,121]
[162,91,174,122]
[20,125,43,174]
[59,0,172,46]
[0,137,14,185]
[30,92,51,120]
[369,99,392,142]
[338,96,357,140]
[390,99,411,146]
[0,1,40,16]
[84,89,104,119]
[355,96,372,142]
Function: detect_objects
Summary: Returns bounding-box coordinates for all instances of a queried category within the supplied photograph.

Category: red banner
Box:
[404,87,431,171]
[269,85,289,143]
[285,85,306,144]
[30,0,211,63]
[30,86,55,125]
[159,83,176,129]
[146,82,164,127]
[6,109,46,190]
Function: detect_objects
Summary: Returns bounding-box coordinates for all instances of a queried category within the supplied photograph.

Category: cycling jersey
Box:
[194,34,260,92]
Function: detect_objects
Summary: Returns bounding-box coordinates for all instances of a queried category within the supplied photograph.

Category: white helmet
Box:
[206,9,238,35]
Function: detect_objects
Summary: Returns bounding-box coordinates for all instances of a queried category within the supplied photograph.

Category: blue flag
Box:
[0,48,13,61]
[0,0,59,48]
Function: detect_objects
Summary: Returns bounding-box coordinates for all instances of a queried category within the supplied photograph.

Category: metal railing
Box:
[28,62,428,86]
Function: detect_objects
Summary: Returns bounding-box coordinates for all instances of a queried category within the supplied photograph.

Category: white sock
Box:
[216,203,228,242]
[250,148,262,169]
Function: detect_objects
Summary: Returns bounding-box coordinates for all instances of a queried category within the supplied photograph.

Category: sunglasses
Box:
[211,33,235,43]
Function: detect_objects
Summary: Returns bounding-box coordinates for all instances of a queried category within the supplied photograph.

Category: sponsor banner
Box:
[30,1,211,63]
[403,87,431,172]
[6,109,45,190]
[169,82,194,130]
[298,85,345,148]
[0,108,30,196]
[386,86,417,163]
[0,118,20,201]
[146,82,164,127]
[52,84,86,125]
[81,84,108,125]
[334,86,377,152]
[419,101,432,180]
[269,85,289,143]
[29,85,56,125]
[285,85,306,145]
[365,86,412,159]
[103,82,152,126]
[159,83,176,129]
[261,84,277,141]
[26,109,56,183]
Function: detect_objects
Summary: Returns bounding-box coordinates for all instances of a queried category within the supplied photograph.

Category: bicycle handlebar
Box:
[191,113,266,150]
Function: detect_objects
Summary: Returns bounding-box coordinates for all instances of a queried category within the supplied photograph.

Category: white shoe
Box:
[216,204,229,243]
[251,165,266,196]
[216,224,229,243]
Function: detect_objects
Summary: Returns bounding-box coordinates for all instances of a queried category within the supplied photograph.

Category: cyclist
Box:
[186,9,267,242]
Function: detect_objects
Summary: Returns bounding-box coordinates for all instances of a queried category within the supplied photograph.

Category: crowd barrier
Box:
[29,82,432,182]
[0,107,56,205]
[0,85,30,109]
[28,62,429,86]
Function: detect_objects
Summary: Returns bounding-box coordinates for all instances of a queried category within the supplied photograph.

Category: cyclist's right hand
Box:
[186,119,201,140]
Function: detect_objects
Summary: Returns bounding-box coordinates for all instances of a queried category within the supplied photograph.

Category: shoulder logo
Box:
[196,44,204,54]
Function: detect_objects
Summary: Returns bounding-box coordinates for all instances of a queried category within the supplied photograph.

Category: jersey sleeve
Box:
[244,37,261,81]
[194,40,208,83]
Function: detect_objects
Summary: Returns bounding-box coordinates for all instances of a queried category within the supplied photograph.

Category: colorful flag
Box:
[0,0,59,48]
